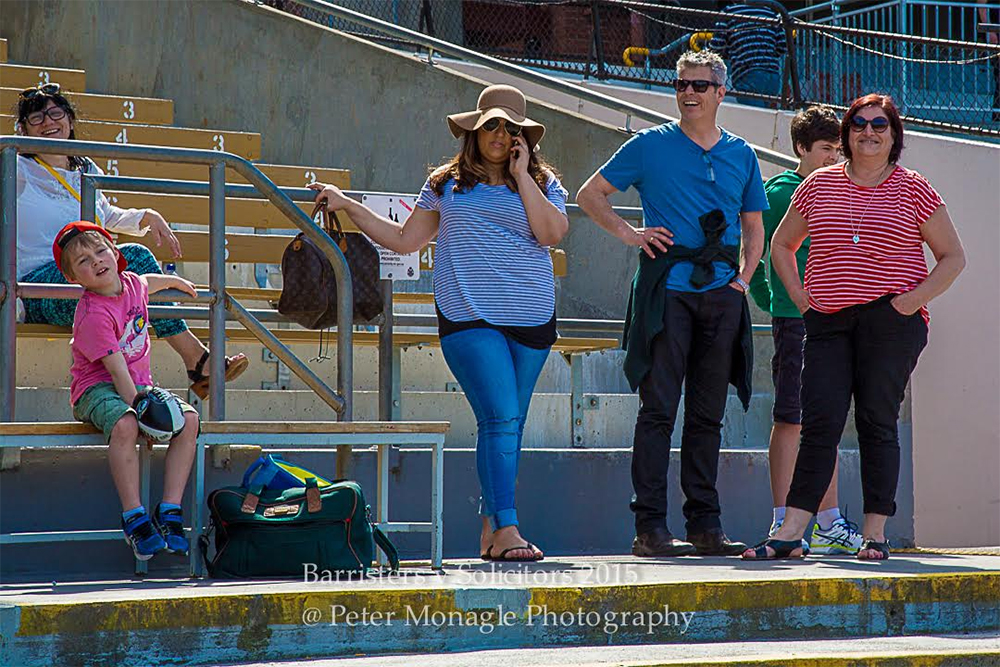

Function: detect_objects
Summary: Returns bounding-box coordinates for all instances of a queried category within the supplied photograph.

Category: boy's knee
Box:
[180,412,200,438]
[111,414,139,442]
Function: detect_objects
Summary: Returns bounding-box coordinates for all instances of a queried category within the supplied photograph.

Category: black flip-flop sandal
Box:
[857,539,890,561]
[491,542,544,563]
[742,538,810,560]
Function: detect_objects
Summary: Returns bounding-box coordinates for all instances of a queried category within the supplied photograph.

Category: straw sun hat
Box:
[446,84,545,149]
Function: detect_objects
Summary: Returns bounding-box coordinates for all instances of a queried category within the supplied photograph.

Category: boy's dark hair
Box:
[789,105,841,157]
[60,230,116,281]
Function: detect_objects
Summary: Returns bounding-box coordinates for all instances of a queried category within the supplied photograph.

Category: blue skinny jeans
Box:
[440,327,549,531]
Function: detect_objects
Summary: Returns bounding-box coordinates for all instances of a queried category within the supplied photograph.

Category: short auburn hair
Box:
[841,93,905,164]
[60,230,116,280]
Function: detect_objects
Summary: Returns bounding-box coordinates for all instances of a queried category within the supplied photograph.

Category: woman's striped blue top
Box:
[416,174,567,327]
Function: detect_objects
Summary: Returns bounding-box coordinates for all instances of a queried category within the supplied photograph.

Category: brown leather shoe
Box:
[687,528,748,556]
[632,527,697,557]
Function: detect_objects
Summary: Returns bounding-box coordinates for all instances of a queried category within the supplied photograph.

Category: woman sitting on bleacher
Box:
[13,83,248,400]
[309,84,569,563]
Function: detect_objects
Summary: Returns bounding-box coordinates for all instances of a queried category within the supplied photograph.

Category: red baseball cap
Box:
[52,221,128,275]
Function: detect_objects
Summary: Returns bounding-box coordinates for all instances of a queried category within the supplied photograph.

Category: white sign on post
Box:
[360,194,421,281]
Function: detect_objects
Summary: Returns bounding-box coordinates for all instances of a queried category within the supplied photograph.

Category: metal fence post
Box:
[0,147,17,421]
[590,0,607,80]
[900,0,910,115]
[208,161,227,418]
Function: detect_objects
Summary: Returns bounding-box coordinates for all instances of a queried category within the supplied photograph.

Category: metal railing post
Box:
[80,176,97,224]
[208,161,227,417]
[0,147,17,421]
[377,279,397,421]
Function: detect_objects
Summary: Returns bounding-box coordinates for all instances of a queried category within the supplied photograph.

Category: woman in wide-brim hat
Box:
[310,84,569,562]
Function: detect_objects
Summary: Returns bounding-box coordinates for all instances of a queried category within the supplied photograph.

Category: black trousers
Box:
[631,285,744,535]
[786,296,927,517]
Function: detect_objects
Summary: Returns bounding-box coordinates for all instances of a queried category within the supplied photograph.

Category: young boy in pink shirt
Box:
[54,221,200,560]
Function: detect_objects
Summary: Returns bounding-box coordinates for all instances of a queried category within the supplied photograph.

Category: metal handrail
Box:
[80,174,646,221]
[290,0,797,170]
[0,136,354,426]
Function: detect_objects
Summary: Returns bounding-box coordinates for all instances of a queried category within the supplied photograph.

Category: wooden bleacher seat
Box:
[16,323,618,354]
[2,115,261,159]
[0,87,174,126]
[95,160,351,187]
[0,62,86,91]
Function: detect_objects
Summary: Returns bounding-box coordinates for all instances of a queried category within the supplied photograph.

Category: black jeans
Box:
[786,296,927,517]
[631,285,744,535]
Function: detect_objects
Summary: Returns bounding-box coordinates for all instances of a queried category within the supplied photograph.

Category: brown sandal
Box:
[187,351,249,400]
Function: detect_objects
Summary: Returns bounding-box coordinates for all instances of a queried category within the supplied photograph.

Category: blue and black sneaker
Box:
[122,510,167,561]
[152,503,190,556]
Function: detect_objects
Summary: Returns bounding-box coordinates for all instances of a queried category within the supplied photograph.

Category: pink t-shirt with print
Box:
[70,271,153,405]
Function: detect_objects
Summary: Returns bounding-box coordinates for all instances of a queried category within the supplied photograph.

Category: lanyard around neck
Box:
[33,156,104,227]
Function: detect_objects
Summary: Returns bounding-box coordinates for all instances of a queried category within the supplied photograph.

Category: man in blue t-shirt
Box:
[578,49,766,558]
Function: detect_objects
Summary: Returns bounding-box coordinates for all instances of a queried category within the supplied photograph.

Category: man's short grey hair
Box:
[676,50,727,85]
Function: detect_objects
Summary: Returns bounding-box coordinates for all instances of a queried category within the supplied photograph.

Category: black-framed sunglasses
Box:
[24,106,68,126]
[672,78,721,93]
[481,117,523,137]
[19,83,61,99]
[849,116,890,133]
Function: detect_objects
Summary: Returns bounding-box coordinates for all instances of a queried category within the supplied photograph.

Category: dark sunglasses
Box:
[19,83,61,99]
[672,78,721,93]
[25,106,68,126]
[481,117,523,137]
[849,116,890,132]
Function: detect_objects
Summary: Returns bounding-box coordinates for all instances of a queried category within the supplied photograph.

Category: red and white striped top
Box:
[791,163,943,323]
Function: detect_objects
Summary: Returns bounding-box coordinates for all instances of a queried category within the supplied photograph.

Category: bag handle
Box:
[310,202,348,251]
[241,454,283,490]
[305,477,322,513]
[372,524,401,573]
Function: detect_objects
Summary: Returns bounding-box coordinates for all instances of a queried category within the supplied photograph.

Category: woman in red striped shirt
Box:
[743,94,966,561]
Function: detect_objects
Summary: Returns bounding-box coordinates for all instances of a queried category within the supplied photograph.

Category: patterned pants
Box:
[21,243,189,338]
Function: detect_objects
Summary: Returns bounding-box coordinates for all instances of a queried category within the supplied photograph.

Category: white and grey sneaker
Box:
[768,519,783,538]
[809,516,863,555]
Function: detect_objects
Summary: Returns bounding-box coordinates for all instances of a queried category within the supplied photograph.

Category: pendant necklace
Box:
[847,162,891,245]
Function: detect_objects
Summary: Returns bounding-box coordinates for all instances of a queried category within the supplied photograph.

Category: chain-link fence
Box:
[261,0,1000,137]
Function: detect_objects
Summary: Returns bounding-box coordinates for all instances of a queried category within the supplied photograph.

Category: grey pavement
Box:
[3,553,999,605]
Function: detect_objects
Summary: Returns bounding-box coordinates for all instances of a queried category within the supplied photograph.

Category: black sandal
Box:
[187,351,249,400]
[742,538,810,560]
[857,539,890,561]
[490,542,544,563]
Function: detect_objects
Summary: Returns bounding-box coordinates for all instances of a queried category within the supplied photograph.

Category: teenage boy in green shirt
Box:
[748,106,863,554]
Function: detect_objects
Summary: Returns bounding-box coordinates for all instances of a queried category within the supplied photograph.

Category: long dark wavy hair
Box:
[14,85,88,170]
[427,129,560,196]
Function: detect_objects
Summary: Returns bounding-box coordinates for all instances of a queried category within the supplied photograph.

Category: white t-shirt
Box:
[15,154,149,278]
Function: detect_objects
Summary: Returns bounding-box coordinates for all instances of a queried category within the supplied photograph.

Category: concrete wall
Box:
[1,446,871,579]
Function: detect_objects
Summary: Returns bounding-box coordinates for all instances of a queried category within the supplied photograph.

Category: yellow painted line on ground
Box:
[627,651,1000,667]
[13,571,999,636]
[531,572,1000,614]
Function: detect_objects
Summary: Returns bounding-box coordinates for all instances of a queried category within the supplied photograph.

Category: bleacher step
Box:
[2,557,997,666]
[0,87,175,125]
[0,63,85,91]
[12,386,792,451]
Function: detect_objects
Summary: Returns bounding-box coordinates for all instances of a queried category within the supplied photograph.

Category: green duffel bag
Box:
[199,477,399,578]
